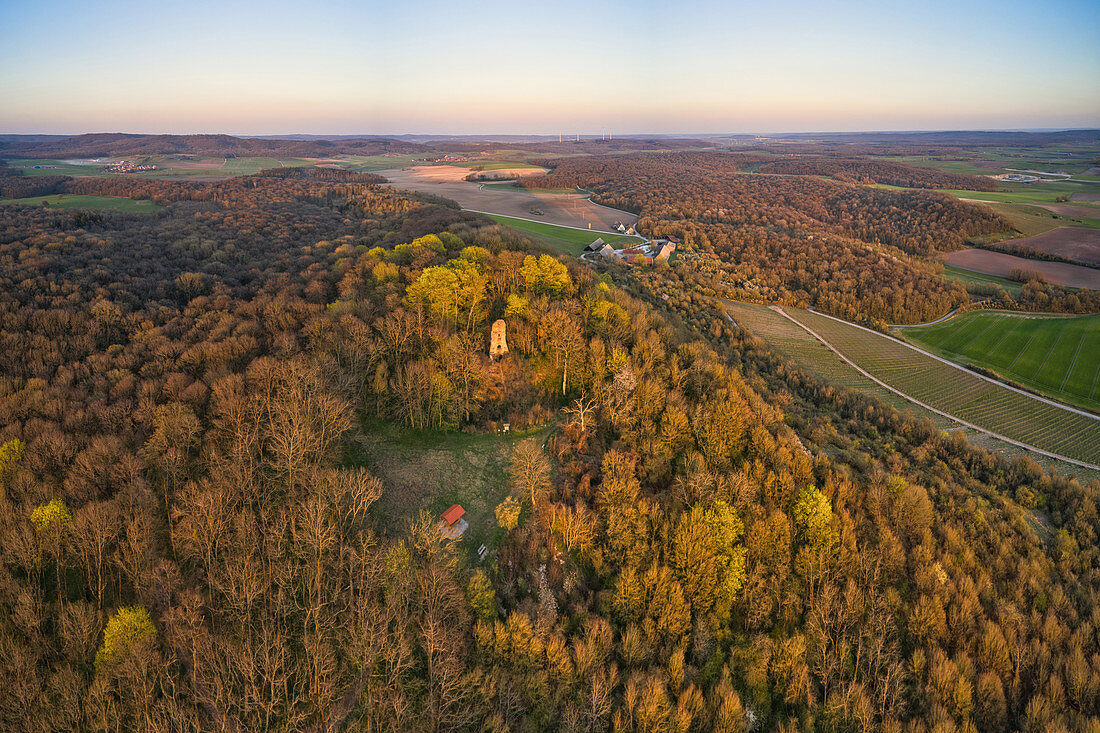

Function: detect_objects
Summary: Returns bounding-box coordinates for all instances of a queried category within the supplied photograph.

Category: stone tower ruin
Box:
[489,319,508,360]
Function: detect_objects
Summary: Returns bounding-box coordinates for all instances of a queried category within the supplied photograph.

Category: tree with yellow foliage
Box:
[32,498,72,601]
[95,606,156,669]
[495,495,521,531]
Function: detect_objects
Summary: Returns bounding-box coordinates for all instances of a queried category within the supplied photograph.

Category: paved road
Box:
[770,305,1100,471]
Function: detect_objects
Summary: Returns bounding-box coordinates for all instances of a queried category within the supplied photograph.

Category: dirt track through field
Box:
[378,165,638,233]
[771,306,1100,470]
[944,248,1100,289]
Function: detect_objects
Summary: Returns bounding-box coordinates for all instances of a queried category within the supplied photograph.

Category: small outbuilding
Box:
[439,504,468,540]
[584,237,605,252]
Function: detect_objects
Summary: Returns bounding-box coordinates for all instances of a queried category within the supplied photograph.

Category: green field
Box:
[0,193,162,213]
[896,311,1100,413]
[941,179,1100,205]
[723,300,1100,478]
[338,153,425,171]
[885,146,1100,178]
[783,307,1100,466]
[6,159,103,176]
[485,213,640,255]
[942,264,1024,296]
[6,155,325,179]
[463,161,544,171]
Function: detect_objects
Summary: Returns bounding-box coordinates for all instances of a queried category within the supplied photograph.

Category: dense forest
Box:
[752,158,998,191]
[0,167,1098,731]
[521,153,1099,323]
[520,153,1010,323]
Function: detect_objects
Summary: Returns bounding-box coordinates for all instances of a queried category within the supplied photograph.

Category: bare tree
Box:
[509,439,552,509]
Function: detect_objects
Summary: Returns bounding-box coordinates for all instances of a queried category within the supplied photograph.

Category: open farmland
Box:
[940,178,1100,204]
[380,165,638,232]
[6,158,110,176]
[724,301,958,424]
[0,193,162,213]
[723,300,1099,478]
[781,307,1100,467]
[944,248,1100,289]
[1032,202,1100,219]
[942,265,1024,296]
[896,311,1100,412]
[483,214,639,255]
[992,227,1100,265]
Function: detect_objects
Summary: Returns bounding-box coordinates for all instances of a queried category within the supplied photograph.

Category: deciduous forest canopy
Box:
[0,146,1098,733]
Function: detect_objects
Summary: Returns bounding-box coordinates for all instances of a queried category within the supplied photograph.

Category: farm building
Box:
[655,243,676,262]
[439,504,468,540]
[585,237,605,252]
[600,244,618,259]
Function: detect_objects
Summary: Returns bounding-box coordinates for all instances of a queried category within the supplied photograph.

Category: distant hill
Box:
[750,129,1100,146]
[0,133,430,158]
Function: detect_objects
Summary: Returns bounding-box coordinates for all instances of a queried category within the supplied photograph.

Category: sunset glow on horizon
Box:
[2,0,1098,135]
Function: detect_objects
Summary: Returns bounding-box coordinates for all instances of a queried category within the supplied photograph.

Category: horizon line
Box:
[3,126,1099,138]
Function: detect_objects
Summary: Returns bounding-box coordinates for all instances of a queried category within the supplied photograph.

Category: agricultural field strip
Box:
[1092,355,1100,401]
[954,316,1003,356]
[724,302,1096,479]
[779,308,1100,469]
[799,312,1100,460]
[462,207,632,236]
[985,318,1022,360]
[1028,322,1068,381]
[899,311,1098,410]
[723,302,967,430]
[856,310,1100,420]
[1007,326,1042,373]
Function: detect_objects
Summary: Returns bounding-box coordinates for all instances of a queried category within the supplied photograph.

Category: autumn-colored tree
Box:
[495,495,521,531]
[509,439,551,509]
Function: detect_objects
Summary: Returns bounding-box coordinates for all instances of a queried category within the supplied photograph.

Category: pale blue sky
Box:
[2,0,1097,134]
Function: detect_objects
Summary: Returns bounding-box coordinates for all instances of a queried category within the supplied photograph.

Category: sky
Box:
[2,0,1098,135]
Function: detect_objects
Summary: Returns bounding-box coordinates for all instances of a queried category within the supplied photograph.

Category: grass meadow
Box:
[941,265,1024,296]
[484,213,640,255]
[0,193,162,213]
[897,311,1100,413]
[351,421,552,559]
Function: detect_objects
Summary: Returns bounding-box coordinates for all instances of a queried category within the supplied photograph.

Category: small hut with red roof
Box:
[439,504,468,540]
